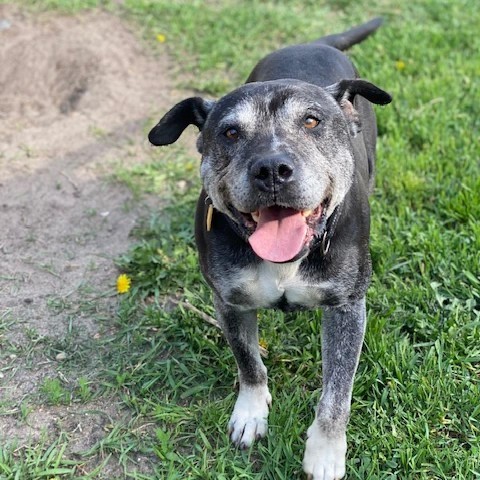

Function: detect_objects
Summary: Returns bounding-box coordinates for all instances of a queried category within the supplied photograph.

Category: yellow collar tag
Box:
[206,204,214,232]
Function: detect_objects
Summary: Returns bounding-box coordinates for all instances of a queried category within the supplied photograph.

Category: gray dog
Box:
[149,17,391,480]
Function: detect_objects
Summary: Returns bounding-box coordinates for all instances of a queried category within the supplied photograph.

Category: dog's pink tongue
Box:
[248,206,307,263]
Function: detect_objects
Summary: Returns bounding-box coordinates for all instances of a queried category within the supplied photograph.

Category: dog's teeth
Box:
[251,211,260,222]
[302,209,313,217]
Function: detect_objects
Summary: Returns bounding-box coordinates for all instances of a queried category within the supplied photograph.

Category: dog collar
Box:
[318,204,342,255]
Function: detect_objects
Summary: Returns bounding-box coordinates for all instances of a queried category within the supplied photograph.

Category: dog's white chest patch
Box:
[236,260,329,308]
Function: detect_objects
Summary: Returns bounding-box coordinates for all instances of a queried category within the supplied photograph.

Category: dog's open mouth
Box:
[233,202,327,263]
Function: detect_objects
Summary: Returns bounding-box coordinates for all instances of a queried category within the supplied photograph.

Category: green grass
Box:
[0,434,78,480]
[6,0,480,478]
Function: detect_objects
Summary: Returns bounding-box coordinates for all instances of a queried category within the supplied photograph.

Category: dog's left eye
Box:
[304,116,320,129]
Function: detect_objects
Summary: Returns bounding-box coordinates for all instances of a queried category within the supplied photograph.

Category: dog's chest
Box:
[229,261,330,310]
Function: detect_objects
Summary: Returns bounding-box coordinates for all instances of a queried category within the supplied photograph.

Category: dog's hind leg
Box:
[303,298,367,480]
[214,295,271,449]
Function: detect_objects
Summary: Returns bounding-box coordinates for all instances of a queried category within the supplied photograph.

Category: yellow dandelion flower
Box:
[116,274,131,294]
[156,33,166,43]
[395,60,406,71]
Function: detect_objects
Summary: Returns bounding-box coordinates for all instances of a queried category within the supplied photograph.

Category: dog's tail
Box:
[314,17,383,51]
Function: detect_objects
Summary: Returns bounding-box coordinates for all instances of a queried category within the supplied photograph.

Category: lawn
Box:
[3,0,480,478]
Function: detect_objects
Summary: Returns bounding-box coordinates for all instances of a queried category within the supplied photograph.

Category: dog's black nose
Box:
[251,155,295,192]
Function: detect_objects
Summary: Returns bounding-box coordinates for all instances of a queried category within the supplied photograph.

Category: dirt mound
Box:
[0,6,165,124]
[0,31,100,117]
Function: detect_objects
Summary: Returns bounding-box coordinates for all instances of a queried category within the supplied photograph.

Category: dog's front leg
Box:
[214,295,271,449]
[303,298,367,480]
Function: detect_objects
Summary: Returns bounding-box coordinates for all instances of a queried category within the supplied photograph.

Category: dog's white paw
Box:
[302,423,347,480]
[228,384,272,449]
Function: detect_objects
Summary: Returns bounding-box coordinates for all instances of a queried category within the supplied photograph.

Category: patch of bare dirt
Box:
[0,4,180,475]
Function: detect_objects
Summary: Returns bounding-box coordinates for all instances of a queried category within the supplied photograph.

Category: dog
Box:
[148,17,392,480]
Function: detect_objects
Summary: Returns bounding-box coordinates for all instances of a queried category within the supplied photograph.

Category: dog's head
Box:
[149,79,391,263]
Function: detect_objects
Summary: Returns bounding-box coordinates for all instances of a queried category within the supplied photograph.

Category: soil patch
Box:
[0,4,180,475]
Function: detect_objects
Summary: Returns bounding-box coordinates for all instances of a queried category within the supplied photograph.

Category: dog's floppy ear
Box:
[325,79,392,136]
[326,79,392,106]
[148,97,215,146]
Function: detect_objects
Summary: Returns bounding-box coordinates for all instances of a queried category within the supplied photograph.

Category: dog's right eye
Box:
[224,127,239,140]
